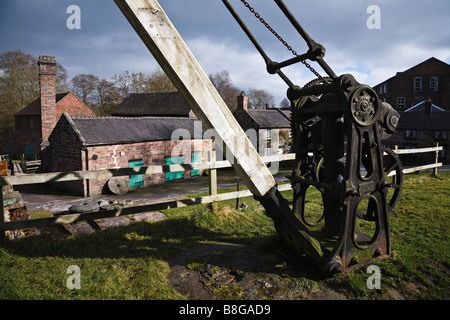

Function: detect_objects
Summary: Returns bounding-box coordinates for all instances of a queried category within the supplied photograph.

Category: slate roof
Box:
[397,111,450,130]
[374,57,450,86]
[404,100,445,113]
[15,92,71,116]
[245,109,291,128]
[63,113,203,146]
[112,92,192,117]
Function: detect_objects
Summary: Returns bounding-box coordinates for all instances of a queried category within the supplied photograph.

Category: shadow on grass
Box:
[2,216,325,281]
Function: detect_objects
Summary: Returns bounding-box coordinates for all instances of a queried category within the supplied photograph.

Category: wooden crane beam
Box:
[114,0,276,198]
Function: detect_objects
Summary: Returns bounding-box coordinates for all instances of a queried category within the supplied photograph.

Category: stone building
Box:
[233,93,291,156]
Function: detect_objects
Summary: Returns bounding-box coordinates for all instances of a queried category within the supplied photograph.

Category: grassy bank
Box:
[0,171,449,300]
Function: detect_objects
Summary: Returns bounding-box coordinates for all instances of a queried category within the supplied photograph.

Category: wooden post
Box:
[0,188,5,243]
[235,178,240,210]
[114,0,276,198]
[434,143,439,177]
[208,149,218,212]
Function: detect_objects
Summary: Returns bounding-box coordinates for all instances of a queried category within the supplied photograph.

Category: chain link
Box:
[240,0,324,81]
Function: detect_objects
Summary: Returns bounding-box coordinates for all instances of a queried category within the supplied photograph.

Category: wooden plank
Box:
[0,162,225,186]
[114,0,276,198]
[387,162,443,176]
[0,153,292,187]
[0,190,4,242]
[0,184,294,231]
[395,146,443,155]
[402,163,443,174]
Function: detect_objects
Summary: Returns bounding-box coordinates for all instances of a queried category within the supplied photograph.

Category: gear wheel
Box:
[381,146,403,212]
[302,77,333,89]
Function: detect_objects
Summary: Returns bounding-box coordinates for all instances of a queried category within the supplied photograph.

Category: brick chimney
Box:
[237,92,248,111]
[38,56,56,148]
[425,98,432,115]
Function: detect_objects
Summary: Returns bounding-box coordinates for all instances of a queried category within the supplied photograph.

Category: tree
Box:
[0,50,67,146]
[279,98,290,108]
[70,74,100,106]
[95,78,122,115]
[247,88,275,109]
[209,70,240,112]
[147,67,177,93]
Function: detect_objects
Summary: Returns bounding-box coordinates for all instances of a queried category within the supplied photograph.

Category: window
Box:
[434,131,448,140]
[379,86,383,95]
[266,129,272,141]
[28,118,34,129]
[383,84,388,94]
[405,130,416,139]
[264,147,272,156]
[397,97,405,109]
[430,77,438,92]
[414,77,422,92]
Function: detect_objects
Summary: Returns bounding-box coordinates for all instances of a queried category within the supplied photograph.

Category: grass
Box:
[0,171,449,300]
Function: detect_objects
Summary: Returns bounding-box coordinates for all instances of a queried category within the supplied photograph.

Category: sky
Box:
[1,0,450,106]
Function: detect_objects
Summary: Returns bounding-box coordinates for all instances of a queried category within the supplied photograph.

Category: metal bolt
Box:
[373,248,382,257]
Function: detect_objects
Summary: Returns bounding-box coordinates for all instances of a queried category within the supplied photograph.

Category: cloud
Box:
[1,0,449,106]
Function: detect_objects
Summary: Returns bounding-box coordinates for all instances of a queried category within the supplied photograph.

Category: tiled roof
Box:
[397,111,450,130]
[15,92,70,116]
[245,109,291,128]
[64,114,203,146]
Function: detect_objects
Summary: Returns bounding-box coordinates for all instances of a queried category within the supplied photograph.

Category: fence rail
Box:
[0,144,444,235]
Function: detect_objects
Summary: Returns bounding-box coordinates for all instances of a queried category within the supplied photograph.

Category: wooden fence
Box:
[0,144,444,235]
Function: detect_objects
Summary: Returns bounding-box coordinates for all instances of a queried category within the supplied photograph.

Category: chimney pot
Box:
[425,98,432,115]
[38,55,57,148]
[237,92,248,111]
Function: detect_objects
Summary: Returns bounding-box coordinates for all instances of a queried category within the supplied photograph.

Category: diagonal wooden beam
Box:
[114,0,275,197]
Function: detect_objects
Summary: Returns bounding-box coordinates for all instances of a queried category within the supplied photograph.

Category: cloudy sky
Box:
[1,0,450,106]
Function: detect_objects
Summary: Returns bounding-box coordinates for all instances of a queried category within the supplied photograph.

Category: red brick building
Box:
[46,113,212,197]
[374,57,450,111]
[5,56,95,157]
[375,58,450,164]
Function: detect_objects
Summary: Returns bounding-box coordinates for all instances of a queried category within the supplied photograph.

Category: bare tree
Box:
[95,78,122,115]
[147,67,177,93]
[279,98,290,108]
[70,74,100,106]
[247,88,275,109]
[112,70,151,97]
[209,70,240,112]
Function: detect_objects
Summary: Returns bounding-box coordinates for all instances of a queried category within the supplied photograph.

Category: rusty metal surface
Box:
[226,0,403,274]
[115,0,403,275]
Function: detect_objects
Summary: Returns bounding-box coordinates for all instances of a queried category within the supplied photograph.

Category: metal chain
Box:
[240,0,324,80]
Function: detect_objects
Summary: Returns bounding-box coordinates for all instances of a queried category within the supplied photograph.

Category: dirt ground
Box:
[167,242,348,300]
